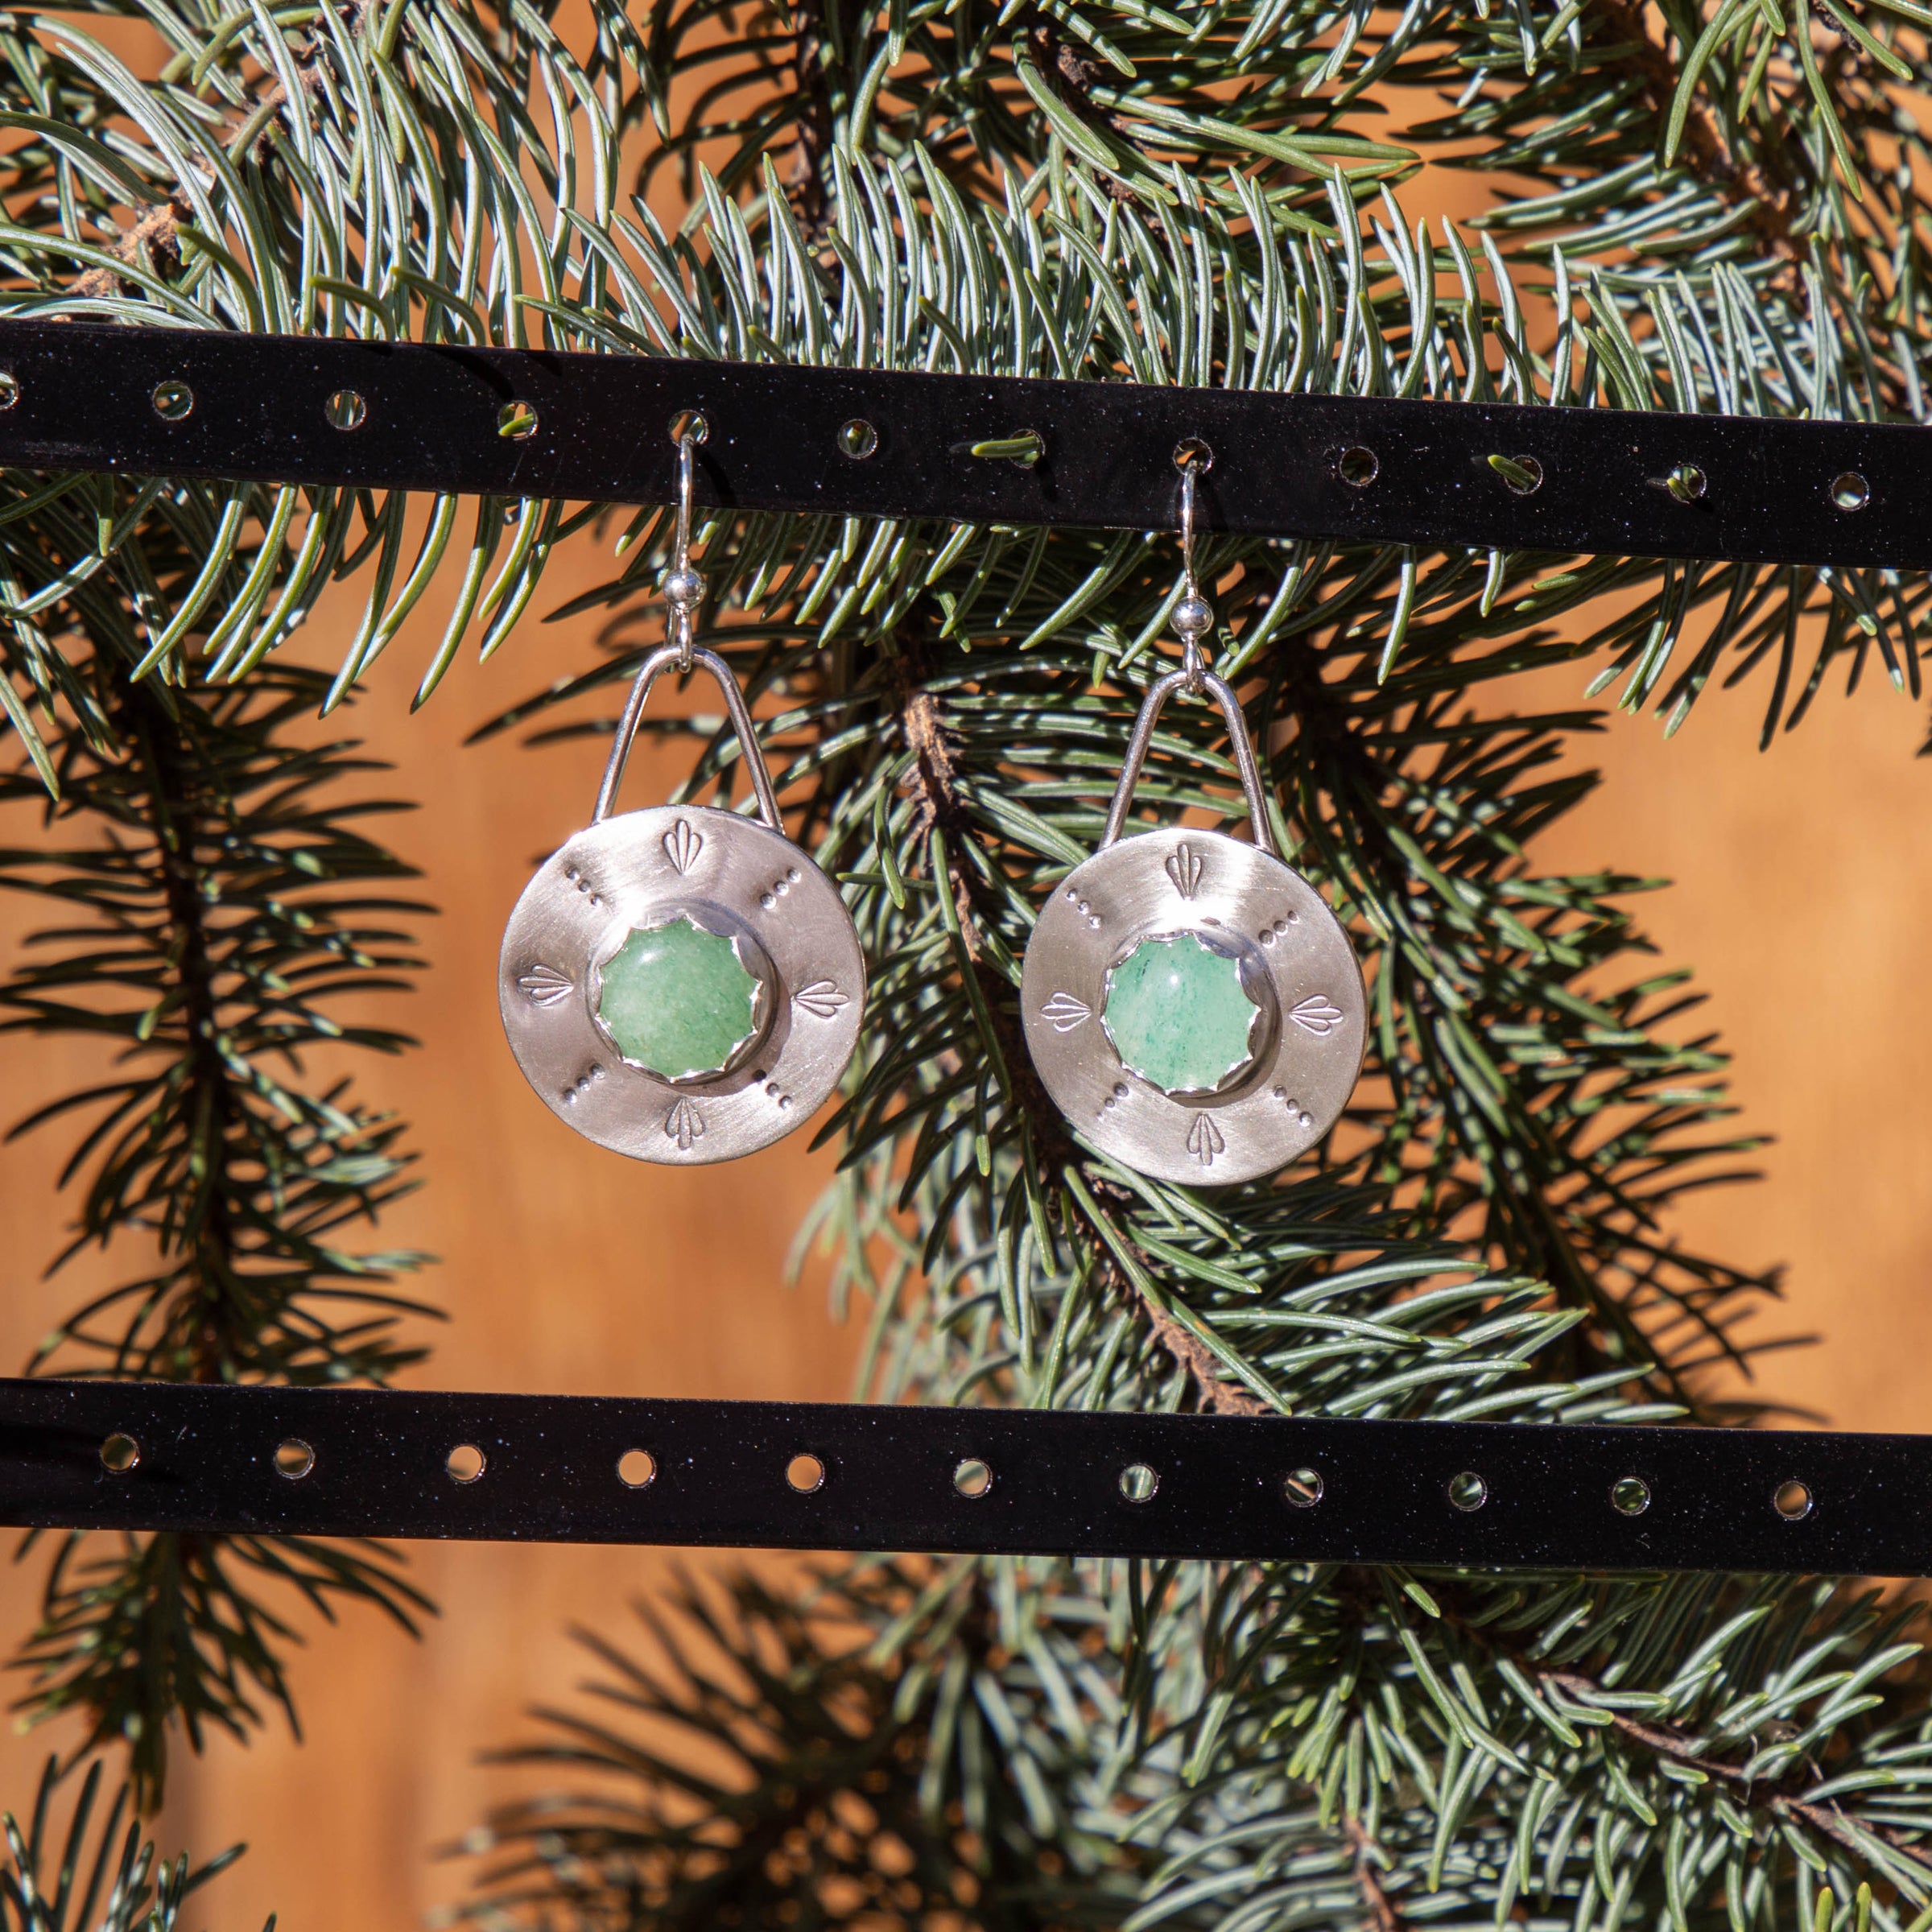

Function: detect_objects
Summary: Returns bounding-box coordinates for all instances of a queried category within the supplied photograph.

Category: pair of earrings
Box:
[497,432,1365,1187]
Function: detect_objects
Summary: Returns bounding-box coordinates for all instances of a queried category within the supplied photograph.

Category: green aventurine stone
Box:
[1103,932,1260,1095]
[597,914,759,1079]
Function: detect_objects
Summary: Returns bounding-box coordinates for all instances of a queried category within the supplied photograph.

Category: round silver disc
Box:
[1021,826,1365,1186]
[499,805,865,1163]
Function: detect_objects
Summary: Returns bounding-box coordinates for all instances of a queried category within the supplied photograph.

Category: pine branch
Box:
[449,1568,1131,1930]
[1534,1662,1932,1878]
[781,2,840,237]
[1,1754,267,1932]
[9,0,1932,1919]
[1,658,438,1806]
[1586,0,1802,270]
[1103,1248,1272,1418]
[1345,1818,1406,1932]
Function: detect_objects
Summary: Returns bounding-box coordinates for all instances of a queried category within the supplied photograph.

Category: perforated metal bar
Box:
[2,1380,1925,1573]
[0,320,1926,567]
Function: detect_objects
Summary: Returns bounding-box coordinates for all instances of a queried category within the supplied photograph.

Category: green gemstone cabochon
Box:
[1102,931,1261,1095]
[596,913,761,1080]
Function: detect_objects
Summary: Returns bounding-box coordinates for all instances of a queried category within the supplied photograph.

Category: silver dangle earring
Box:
[1020,447,1365,1186]
[498,420,865,1162]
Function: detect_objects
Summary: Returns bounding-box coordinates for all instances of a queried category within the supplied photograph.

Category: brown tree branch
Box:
[1314,1571,1932,1884]
[1538,1664,1932,1878]
[1090,1244,1270,1415]
[1587,0,1802,270]
[893,658,1071,1162]
[1345,1817,1407,1932]
[896,656,1265,1416]
[783,1,838,241]
[72,197,187,303]
[1023,19,1144,200]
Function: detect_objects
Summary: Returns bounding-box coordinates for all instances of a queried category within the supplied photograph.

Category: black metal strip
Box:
[0,320,1927,568]
[2,1379,1928,1575]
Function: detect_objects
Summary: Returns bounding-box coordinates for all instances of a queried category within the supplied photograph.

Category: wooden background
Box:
[3,72,1932,1929]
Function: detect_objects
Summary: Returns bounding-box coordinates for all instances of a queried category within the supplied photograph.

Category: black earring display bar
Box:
[0,317,1929,568]
[2,1378,1931,1576]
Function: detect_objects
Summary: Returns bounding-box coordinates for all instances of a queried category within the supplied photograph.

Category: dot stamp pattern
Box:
[562,1064,606,1107]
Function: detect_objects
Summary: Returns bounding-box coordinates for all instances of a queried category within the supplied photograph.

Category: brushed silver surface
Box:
[499,804,864,1162]
[1021,825,1364,1185]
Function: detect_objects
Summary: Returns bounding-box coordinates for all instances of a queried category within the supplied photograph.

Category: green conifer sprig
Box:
[4,0,1922,738]
[1125,1567,1932,1932]
[2,1754,266,1932]
[451,1567,1137,1931]
[0,657,437,1805]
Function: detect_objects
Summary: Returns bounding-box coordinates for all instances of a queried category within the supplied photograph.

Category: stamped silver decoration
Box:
[498,427,863,1162]
[1020,448,1364,1186]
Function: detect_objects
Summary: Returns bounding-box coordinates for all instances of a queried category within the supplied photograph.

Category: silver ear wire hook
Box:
[1172,441,1214,690]
[1094,436,1282,858]
[1097,665,1280,858]
[662,419,706,673]
[592,409,787,828]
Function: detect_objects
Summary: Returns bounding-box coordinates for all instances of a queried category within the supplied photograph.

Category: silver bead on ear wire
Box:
[663,422,706,671]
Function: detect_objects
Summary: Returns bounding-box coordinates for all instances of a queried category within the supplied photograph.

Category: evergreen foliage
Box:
[2,1755,262,1932]
[0,655,436,1805]
[4,0,1932,1923]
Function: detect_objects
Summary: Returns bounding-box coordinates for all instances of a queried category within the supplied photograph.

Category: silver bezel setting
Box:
[1098,925,1281,1098]
[584,907,774,1083]
[1021,825,1366,1186]
[500,803,865,1163]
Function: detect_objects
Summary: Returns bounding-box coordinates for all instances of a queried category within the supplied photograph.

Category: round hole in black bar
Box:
[275,1438,315,1480]
[1282,1467,1323,1509]
[1173,436,1214,474]
[325,388,366,431]
[100,1432,140,1475]
[953,1457,993,1499]
[1119,1463,1159,1503]
[1611,1475,1649,1517]
[786,1452,826,1494]
[1667,462,1707,503]
[1337,445,1378,489]
[1774,1478,1813,1521]
[838,418,879,460]
[151,380,192,423]
[446,1443,486,1484]
[0,371,19,411]
[497,401,539,441]
[1831,471,1869,513]
[617,1448,656,1490]
[1447,1470,1488,1512]
[667,408,709,446]
[1497,453,1543,496]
